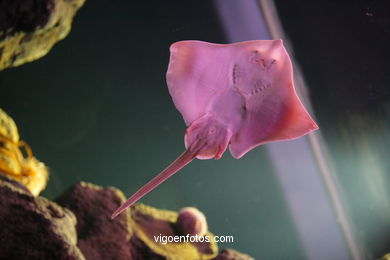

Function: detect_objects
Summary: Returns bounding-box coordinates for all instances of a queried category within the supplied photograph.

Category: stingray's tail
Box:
[111,150,196,219]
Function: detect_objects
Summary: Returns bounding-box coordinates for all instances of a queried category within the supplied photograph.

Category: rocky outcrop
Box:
[215,249,255,260]
[56,182,133,260]
[0,0,85,70]
[0,175,255,259]
[0,173,84,259]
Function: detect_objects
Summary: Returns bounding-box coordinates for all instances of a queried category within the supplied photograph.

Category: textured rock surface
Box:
[214,249,255,260]
[56,182,133,260]
[129,235,166,260]
[0,177,254,260]
[0,0,85,70]
[56,182,220,259]
[130,203,218,260]
[0,173,84,260]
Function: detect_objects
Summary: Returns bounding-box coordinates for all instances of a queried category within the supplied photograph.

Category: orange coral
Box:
[0,108,48,195]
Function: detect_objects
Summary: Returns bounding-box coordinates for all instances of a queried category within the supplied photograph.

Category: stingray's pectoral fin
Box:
[111,150,196,220]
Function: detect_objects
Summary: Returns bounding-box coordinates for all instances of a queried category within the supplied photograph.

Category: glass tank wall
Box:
[274,1,390,259]
[0,0,389,259]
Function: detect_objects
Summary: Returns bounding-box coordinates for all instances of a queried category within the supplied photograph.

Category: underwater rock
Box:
[56,181,219,259]
[215,249,255,260]
[0,169,31,193]
[130,203,218,259]
[56,182,133,260]
[0,178,255,260]
[129,235,166,260]
[0,0,85,70]
[55,181,256,259]
[0,108,48,196]
[0,172,84,259]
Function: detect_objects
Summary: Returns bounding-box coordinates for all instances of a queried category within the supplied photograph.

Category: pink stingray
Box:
[111,40,318,219]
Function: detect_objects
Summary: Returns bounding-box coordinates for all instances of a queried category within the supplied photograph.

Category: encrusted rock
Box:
[56,181,220,259]
[0,173,254,260]
[0,176,254,259]
[56,182,133,260]
[0,0,85,70]
[130,203,218,260]
[0,173,84,259]
[215,249,255,260]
